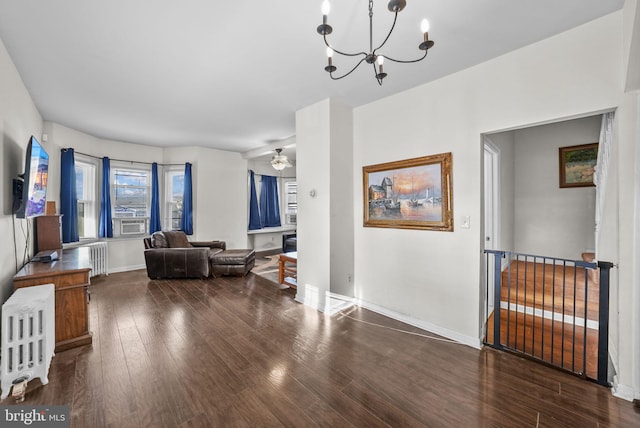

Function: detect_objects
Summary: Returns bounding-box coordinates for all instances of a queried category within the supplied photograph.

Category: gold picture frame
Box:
[363,152,453,231]
[559,143,598,188]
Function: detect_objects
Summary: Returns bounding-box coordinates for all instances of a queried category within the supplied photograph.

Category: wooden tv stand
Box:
[14,247,93,352]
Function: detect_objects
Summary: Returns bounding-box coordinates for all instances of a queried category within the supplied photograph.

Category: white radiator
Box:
[83,241,108,276]
[1,283,55,400]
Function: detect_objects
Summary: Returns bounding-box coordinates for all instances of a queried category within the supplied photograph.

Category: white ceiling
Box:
[0,0,624,154]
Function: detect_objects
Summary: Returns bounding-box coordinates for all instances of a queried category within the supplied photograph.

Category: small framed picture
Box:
[559,143,598,188]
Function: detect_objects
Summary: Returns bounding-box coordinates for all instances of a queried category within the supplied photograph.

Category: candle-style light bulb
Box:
[418,18,433,50]
[421,19,430,34]
[325,47,336,73]
[317,0,333,36]
[321,0,331,16]
[377,55,385,79]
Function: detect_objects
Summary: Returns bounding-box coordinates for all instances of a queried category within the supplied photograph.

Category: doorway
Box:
[483,138,500,321]
[481,115,608,383]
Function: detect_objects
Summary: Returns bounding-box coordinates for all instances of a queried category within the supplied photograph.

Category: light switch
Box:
[461,216,470,229]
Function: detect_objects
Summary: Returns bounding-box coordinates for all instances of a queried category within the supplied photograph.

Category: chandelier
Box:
[317,0,434,85]
[270,149,292,171]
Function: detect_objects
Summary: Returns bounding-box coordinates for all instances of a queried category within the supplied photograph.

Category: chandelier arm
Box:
[372,11,399,53]
[369,0,374,53]
[329,56,369,80]
[373,62,383,86]
[382,49,428,64]
[323,35,367,57]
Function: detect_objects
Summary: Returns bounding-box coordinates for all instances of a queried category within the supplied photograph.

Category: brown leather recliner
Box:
[143,230,226,279]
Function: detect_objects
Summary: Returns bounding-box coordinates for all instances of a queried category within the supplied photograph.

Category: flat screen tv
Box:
[13,136,49,218]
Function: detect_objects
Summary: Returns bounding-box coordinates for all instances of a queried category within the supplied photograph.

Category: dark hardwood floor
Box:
[486,308,599,378]
[3,269,638,427]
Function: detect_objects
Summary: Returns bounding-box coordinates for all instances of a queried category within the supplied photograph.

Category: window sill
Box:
[107,235,149,241]
[247,225,296,235]
[63,238,103,249]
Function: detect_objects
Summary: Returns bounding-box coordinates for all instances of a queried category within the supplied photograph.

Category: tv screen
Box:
[14,136,49,218]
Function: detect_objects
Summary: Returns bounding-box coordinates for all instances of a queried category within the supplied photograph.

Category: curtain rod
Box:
[249,170,295,179]
[67,148,187,167]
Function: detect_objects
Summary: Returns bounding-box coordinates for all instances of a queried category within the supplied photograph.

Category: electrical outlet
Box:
[461,216,470,229]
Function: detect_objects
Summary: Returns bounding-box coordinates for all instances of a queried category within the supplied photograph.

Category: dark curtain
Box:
[149,162,162,234]
[99,157,113,238]
[181,162,193,235]
[248,170,262,230]
[260,175,281,228]
[60,148,79,243]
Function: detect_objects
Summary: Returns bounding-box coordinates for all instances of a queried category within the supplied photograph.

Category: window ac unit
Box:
[286,214,297,224]
[120,219,146,235]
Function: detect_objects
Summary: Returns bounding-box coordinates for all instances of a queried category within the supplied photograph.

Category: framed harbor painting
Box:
[363,152,453,231]
[559,143,598,188]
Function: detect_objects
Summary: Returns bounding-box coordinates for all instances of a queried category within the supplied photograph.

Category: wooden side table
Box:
[278,252,297,288]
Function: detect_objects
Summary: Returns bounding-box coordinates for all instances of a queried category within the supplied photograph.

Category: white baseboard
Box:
[611,379,636,401]
[325,293,355,315]
[328,293,481,349]
[606,343,637,402]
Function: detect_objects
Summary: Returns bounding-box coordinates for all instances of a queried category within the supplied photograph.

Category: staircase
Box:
[484,251,613,384]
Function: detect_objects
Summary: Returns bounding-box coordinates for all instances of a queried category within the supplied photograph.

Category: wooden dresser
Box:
[13,247,93,352]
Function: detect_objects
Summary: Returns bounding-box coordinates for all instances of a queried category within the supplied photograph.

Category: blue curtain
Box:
[181,162,193,235]
[248,170,262,230]
[99,157,113,238]
[60,148,79,243]
[149,162,162,234]
[260,175,281,228]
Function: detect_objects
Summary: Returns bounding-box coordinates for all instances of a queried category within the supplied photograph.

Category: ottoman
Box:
[210,249,256,277]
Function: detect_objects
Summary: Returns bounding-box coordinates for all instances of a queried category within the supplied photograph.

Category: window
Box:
[75,158,97,239]
[70,160,190,239]
[164,169,184,230]
[111,166,150,235]
[283,179,297,225]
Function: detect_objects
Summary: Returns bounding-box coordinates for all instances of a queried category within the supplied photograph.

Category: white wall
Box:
[350,12,625,354]
[609,89,639,400]
[296,99,332,310]
[623,0,640,92]
[513,116,600,259]
[618,0,640,401]
[176,146,248,249]
[0,37,42,303]
[296,99,355,310]
[329,100,354,298]
[632,91,640,400]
